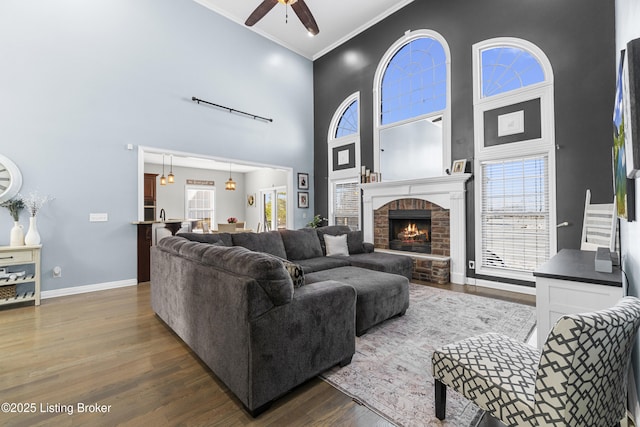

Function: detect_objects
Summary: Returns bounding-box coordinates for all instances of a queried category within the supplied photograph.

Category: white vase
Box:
[10,221,25,246]
[24,216,41,245]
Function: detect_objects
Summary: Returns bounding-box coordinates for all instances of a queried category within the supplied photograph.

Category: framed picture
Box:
[613,50,636,221]
[247,193,255,207]
[298,192,309,208]
[298,173,309,190]
[623,38,640,178]
[452,159,467,174]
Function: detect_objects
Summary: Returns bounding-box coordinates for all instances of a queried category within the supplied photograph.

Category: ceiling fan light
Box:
[277,0,298,5]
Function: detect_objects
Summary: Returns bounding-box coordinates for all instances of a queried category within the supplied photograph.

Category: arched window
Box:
[328,93,361,229]
[473,38,556,283]
[335,99,358,138]
[373,30,451,181]
[480,47,545,98]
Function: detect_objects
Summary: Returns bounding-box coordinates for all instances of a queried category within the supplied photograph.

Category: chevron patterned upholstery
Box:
[432,297,640,427]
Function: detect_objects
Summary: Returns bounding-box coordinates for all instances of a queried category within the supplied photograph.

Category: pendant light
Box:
[225,163,236,191]
[168,155,175,184]
[160,154,167,186]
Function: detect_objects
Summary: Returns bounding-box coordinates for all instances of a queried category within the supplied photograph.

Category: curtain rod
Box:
[191,96,273,123]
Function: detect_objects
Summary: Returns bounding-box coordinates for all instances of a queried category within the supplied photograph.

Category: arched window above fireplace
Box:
[373,30,451,182]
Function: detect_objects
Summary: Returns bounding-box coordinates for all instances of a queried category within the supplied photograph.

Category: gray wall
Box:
[0,0,313,292]
[313,0,616,282]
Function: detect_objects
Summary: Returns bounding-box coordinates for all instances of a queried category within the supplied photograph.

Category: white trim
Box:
[41,279,137,300]
[361,174,471,284]
[472,38,557,282]
[328,93,361,228]
[372,29,451,177]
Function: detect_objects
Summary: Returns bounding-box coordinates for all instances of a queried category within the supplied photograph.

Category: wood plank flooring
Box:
[0,282,533,426]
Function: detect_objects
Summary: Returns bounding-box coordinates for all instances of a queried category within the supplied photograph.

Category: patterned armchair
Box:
[432,297,640,426]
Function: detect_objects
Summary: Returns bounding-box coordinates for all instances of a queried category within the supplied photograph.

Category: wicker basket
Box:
[0,285,16,299]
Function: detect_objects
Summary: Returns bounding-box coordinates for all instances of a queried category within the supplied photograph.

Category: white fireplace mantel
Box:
[361,173,471,284]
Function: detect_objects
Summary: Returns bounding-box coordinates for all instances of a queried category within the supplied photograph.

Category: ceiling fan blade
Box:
[245,0,278,27]
[291,0,319,35]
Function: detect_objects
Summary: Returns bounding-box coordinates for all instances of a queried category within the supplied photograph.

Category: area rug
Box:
[320,284,536,427]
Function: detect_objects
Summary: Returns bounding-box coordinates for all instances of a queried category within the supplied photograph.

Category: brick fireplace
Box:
[361,174,471,284]
[375,199,449,255]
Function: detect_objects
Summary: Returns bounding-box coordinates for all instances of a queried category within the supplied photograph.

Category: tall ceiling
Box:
[194,0,415,60]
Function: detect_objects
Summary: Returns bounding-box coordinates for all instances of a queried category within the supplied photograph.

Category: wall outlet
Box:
[468,260,475,270]
[89,213,108,222]
[53,266,62,278]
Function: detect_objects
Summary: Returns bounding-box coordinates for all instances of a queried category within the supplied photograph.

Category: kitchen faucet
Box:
[159,208,166,222]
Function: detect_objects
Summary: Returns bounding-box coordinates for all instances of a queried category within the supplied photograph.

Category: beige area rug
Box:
[320,284,536,427]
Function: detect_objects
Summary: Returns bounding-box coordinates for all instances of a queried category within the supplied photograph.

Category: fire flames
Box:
[399,223,428,242]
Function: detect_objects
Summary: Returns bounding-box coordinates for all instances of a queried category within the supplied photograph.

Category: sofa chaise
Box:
[150,225,412,415]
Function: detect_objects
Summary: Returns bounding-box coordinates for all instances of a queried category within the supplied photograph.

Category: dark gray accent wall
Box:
[484,99,541,147]
[313,0,616,283]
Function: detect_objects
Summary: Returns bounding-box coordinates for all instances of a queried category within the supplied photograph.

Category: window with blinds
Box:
[333,181,360,230]
[480,156,549,272]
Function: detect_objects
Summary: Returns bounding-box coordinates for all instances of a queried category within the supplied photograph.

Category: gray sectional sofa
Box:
[150,225,412,416]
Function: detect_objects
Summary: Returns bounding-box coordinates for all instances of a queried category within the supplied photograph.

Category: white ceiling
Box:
[194,0,415,60]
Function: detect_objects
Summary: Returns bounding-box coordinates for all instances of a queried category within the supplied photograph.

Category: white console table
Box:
[534,249,623,349]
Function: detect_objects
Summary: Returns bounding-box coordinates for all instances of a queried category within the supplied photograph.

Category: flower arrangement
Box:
[227,217,238,224]
[1,197,24,222]
[21,191,54,217]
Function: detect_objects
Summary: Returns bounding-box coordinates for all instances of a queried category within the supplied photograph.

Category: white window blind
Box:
[333,181,360,230]
[481,156,549,272]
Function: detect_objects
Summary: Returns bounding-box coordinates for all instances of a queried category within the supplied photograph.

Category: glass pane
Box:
[481,47,545,98]
[379,117,443,181]
[481,157,549,272]
[381,37,447,125]
[276,191,287,229]
[335,100,358,138]
[263,192,273,230]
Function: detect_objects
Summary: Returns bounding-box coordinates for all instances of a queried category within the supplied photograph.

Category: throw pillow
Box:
[276,257,305,288]
[324,234,349,257]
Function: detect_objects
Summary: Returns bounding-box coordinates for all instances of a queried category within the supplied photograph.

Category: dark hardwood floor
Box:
[0,281,533,426]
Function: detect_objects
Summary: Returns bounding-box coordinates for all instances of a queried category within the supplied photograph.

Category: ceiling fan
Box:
[245,0,319,36]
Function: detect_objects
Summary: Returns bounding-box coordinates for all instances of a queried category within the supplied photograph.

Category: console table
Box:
[534,249,623,348]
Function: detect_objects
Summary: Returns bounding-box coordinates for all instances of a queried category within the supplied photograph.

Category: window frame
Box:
[372,29,451,178]
[184,185,215,231]
[260,185,287,231]
[328,93,361,229]
[473,37,557,282]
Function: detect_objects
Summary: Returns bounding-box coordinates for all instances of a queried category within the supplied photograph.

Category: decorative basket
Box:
[0,285,17,299]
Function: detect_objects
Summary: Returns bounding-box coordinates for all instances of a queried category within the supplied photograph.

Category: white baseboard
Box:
[41,278,137,300]
[469,278,537,296]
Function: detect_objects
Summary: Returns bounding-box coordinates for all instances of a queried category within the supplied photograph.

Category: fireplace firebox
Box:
[388,209,431,254]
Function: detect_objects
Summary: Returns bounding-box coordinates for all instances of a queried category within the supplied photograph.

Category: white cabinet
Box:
[534,249,622,349]
[0,245,41,307]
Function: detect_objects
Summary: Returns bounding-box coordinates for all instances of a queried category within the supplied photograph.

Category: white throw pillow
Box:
[324,234,349,256]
